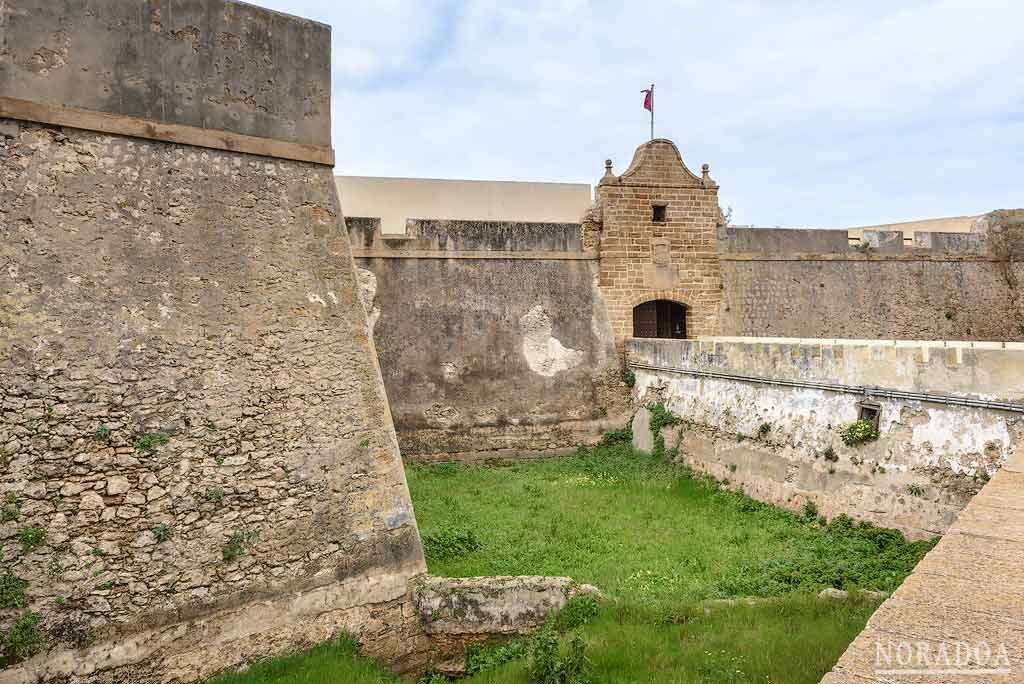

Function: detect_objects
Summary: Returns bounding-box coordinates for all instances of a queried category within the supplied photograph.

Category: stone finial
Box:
[598,158,616,186]
[701,163,717,189]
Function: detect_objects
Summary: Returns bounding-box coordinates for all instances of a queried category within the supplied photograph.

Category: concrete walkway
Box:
[822,450,1024,683]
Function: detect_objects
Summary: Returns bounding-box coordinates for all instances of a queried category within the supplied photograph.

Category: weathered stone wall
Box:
[627,337,1024,538]
[718,222,1024,341]
[589,140,723,345]
[0,0,331,148]
[348,218,625,461]
[0,1,429,679]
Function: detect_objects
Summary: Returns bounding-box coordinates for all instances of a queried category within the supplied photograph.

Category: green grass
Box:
[209,634,398,684]
[460,594,881,684]
[208,442,936,684]
[404,444,935,684]
[409,445,934,607]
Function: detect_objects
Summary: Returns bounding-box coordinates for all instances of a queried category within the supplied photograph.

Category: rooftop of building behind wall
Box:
[337,175,594,235]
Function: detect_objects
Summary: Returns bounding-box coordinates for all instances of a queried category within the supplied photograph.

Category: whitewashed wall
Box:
[627,337,1024,537]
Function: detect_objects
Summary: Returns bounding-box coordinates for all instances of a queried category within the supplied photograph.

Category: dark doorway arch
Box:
[633,300,686,339]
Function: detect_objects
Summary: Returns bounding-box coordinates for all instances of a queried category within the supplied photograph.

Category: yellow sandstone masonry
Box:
[585,139,724,347]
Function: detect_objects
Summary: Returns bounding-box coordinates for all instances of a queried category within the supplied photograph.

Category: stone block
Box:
[632,407,654,453]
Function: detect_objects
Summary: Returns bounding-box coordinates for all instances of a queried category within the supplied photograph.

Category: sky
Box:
[253,0,1024,228]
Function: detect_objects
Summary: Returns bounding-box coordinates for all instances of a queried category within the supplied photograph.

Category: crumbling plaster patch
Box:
[636,372,1014,476]
[588,273,616,370]
[356,267,381,333]
[909,407,1012,474]
[632,366,1021,536]
[424,403,462,428]
[519,305,584,377]
[441,362,460,382]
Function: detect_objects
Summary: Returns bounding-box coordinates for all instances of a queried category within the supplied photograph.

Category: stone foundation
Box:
[414,576,601,674]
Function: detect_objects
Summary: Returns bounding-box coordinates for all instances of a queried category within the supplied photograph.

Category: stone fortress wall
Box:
[0,3,602,680]
[353,137,1023,461]
[0,1,430,680]
[627,337,1024,538]
[344,139,726,461]
[2,0,1020,679]
[718,213,1024,342]
[347,217,624,461]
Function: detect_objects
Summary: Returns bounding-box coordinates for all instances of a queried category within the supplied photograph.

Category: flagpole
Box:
[650,83,654,140]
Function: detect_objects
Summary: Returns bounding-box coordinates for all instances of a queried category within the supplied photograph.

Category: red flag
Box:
[642,86,653,112]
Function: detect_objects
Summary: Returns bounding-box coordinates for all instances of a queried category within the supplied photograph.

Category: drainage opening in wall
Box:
[857,400,881,431]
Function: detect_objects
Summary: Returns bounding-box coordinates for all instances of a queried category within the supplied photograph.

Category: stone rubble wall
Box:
[627,338,1024,538]
[0,0,432,679]
[0,114,429,682]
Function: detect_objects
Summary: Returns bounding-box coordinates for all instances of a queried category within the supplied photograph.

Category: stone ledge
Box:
[414,575,601,636]
[411,575,602,674]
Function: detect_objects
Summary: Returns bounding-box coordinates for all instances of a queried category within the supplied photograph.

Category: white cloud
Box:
[252,0,1024,227]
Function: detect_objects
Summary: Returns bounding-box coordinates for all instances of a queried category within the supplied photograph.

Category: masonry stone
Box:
[717,223,1024,341]
[588,139,723,348]
[0,0,331,148]
[3,1,1023,681]
[346,218,625,461]
[414,576,602,674]
[628,337,1024,538]
[631,407,654,454]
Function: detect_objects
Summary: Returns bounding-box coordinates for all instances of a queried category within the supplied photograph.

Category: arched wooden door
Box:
[632,300,686,338]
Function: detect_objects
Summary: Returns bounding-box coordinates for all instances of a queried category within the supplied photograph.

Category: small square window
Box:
[652,204,667,223]
[857,401,881,430]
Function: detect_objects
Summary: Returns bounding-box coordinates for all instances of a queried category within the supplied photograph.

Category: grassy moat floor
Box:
[213,441,937,684]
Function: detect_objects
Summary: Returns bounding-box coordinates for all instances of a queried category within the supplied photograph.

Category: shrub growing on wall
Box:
[648,404,680,435]
[0,575,29,610]
[598,427,632,447]
[841,420,879,447]
[647,403,682,458]
[1,612,45,665]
